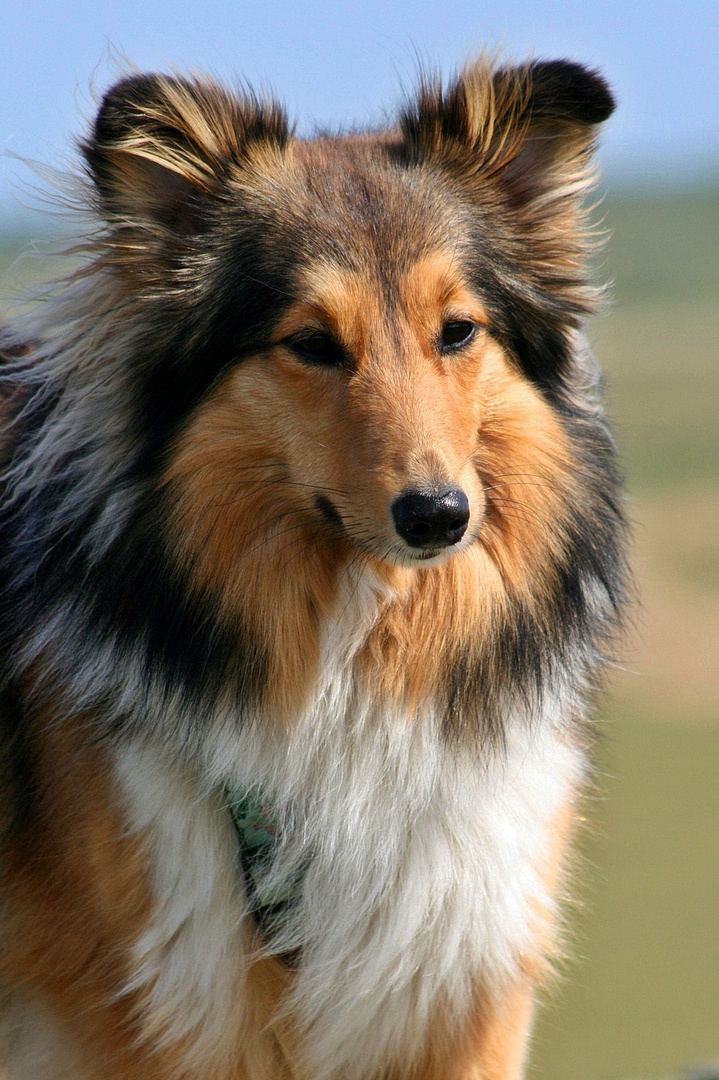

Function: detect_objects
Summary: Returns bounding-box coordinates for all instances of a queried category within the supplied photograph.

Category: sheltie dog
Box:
[0,57,626,1079]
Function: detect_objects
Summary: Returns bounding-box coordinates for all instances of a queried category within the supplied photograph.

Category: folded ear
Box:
[401,56,614,232]
[83,73,290,235]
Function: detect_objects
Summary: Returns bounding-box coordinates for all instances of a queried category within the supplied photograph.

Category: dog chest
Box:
[112,698,584,1078]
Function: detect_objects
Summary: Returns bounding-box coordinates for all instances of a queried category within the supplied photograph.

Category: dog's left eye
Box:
[287,332,346,368]
[440,320,477,351]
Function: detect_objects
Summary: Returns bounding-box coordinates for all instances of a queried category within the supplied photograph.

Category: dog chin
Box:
[378,535,477,570]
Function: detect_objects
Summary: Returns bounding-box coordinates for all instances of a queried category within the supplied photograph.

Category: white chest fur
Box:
[113,702,583,1080]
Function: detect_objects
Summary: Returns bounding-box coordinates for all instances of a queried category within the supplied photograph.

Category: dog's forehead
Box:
[263,134,467,279]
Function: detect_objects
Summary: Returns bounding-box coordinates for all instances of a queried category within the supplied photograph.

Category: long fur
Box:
[0,56,626,1079]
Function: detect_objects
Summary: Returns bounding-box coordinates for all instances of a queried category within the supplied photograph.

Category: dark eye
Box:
[440,320,477,351]
[287,331,346,368]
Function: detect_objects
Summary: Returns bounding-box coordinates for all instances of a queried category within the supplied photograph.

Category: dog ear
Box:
[401,57,614,224]
[83,73,290,235]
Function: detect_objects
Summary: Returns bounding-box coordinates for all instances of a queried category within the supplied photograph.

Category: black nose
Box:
[391,488,470,549]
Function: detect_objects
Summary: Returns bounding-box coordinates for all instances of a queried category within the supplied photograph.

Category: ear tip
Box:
[529,60,616,124]
[92,73,167,144]
[83,74,155,188]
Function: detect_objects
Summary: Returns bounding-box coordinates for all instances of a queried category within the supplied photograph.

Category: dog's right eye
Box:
[287,332,346,368]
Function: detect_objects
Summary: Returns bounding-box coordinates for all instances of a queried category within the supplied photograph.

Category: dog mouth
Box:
[313,492,476,566]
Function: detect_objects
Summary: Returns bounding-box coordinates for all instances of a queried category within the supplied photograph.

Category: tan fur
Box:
[240,957,302,1080]
[358,347,578,710]
[462,983,537,1080]
[0,706,175,1077]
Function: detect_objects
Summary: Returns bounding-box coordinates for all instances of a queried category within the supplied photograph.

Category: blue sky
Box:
[2,0,718,226]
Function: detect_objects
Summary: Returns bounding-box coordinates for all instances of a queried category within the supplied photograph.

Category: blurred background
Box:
[1,2,717,1076]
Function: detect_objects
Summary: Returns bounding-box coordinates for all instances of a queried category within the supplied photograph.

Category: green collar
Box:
[225,783,300,941]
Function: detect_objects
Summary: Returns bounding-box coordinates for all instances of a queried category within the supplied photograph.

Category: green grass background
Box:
[2,186,718,1079]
